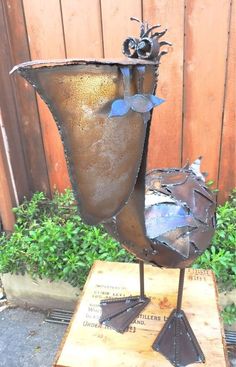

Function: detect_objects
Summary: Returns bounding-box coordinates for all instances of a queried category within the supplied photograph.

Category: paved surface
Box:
[0,307,67,367]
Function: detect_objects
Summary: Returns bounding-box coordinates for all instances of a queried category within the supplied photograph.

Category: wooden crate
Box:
[54,261,228,367]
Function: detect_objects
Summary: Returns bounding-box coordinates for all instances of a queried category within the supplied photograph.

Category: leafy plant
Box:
[0,190,134,288]
[193,189,236,324]
[221,303,236,326]
[193,189,236,291]
[1,188,235,324]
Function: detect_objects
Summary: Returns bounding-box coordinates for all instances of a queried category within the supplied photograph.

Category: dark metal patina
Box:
[122,17,171,61]
[103,157,216,366]
[11,59,157,226]
[152,268,205,366]
[102,20,216,367]
[98,19,173,333]
[111,159,216,269]
[12,17,216,367]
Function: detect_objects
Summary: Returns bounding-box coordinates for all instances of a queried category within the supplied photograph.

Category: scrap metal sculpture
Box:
[12,17,216,367]
[11,58,157,224]
[11,18,167,335]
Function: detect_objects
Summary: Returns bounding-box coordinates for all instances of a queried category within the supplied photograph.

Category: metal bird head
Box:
[123,17,171,62]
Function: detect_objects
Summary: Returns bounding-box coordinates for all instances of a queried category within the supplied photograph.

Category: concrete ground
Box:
[0,307,67,367]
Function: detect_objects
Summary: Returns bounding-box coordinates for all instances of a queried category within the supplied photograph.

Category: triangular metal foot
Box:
[152,309,205,367]
[99,296,150,333]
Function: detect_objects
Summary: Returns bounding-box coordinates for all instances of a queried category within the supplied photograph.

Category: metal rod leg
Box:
[152,267,205,365]
[176,268,185,312]
[139,260,145,300]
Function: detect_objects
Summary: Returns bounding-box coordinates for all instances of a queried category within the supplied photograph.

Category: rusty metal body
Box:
[13,59,157,225]
[105,161,216,269]
[12,18,216,367]
[13,56,159,335]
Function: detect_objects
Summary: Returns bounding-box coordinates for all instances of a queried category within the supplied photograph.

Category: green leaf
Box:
[0,189,134,288]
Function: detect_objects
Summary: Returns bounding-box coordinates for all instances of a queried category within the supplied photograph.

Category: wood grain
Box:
[0,124,15,231]
[61,0,103,58]
[0,0,29,201]
[3,0,50,195]
[23,0,71,193]
[218,0,236,203]
[144,0,185,170]
[101,0,142,58]
[54,261,227,367]
[183,0,230,185]
[0,0,235,213]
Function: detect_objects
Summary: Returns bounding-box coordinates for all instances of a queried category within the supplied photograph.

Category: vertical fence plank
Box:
[23,0,71,193]
[101,0,142,58]
[0,0,30,201]
[183,0,230,185]
[1,0,234,213]
[0,127,15,231]
[61,0,103,58]
[3,0,50,195]
[218,0,236,203]
[143,0,185,170]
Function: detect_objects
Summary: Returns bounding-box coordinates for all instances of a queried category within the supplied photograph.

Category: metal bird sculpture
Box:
[11,17,216,367]
[103,158,216,366]
[101,20,216,366]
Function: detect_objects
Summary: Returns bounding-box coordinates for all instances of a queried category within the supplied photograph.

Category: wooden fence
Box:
[0,0,235,231]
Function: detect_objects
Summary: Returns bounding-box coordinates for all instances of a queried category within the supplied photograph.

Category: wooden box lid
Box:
[54,261,228,367]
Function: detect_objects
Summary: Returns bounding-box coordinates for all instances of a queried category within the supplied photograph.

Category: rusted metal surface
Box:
[153,308,205,366]
[12,18,217,366]
[106,158,216,269]
[100,295,150,334]
[12,59,157,225]
[99,260,150,333]
[152,269,205,366]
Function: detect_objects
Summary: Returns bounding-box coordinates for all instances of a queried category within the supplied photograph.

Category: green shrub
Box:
[1,188,235,323]
[0,190,134,288]
[193,189,236,291]
[193,189,236,325]
[221,303,236,325]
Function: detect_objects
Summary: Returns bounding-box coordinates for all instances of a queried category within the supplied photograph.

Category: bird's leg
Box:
[99,260,150,333]
[152,268,205,367]
[139,259,145,300]
[176,268,185,312]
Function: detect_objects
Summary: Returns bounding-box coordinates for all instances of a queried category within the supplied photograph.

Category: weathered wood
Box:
[54,261,228,367]
[101,0,142,58]
[218,0,236,203]
[23,0,71,193]
[0,0,235,221]
[0,0,29,201]
[144,0,185,170]
[183,0,230,185]
[0,125,15,231]
[61,0,103,58]
[3,0,50,195]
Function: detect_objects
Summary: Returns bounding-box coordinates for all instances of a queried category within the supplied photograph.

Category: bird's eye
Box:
[129,40,136,49]
[137,38,153,59]
[122,37,139,58]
